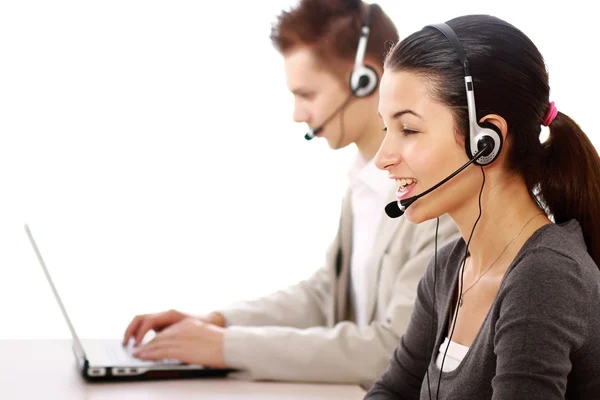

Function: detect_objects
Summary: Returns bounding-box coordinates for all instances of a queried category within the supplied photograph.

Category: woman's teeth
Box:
[396,178,417,193]
[397,178,416,187]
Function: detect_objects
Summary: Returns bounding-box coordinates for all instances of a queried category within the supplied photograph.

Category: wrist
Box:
[212,328,227,368]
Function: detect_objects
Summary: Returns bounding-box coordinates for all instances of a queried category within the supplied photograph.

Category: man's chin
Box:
[324,136,349,150]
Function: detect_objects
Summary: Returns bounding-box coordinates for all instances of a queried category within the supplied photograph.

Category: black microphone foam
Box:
[304,126,322,141]
[385,201,404,218]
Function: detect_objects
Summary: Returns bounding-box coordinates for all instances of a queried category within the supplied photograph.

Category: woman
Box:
[366,14,600,399]
[122,0,459,389]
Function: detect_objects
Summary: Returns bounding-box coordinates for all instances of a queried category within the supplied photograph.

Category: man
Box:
[123,0,459,389]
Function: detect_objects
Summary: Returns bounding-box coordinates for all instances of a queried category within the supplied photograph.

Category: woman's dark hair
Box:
[385,15,600,266]
[270,0,398,75]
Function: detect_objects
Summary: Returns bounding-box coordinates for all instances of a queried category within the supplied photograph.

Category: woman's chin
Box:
[403,208,421,224]
[405,206,439,225]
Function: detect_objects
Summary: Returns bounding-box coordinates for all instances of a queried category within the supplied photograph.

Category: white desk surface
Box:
[1,339,367,399]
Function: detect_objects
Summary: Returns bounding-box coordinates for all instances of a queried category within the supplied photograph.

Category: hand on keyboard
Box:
[126,338,182,365]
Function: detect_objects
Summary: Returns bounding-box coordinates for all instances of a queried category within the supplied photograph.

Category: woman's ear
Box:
[479,113,510,168]
[480,114,508,143]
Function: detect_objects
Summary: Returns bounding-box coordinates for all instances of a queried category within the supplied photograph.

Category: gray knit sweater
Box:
[365,220,600,399]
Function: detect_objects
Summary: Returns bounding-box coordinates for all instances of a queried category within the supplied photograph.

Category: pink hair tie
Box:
[542,101,558,126]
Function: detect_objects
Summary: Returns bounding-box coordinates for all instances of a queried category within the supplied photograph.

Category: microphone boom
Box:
[384,143,491,218]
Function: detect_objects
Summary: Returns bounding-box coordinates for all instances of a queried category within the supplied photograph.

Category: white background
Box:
[1,0,598,339]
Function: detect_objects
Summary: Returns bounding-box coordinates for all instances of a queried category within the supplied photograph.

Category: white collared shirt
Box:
[348,153,395,326]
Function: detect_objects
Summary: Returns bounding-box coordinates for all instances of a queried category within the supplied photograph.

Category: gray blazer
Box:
[218,187,459,389]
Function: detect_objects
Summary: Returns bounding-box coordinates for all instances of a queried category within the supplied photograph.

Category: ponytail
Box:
[539,112,600,266]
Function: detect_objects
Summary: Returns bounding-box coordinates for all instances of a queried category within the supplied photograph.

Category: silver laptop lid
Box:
[24,224,87,364]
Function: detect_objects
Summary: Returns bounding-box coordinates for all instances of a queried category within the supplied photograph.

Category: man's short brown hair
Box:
[270,0,398,76]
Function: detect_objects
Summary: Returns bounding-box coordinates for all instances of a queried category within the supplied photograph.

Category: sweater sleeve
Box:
[491,248,589,399]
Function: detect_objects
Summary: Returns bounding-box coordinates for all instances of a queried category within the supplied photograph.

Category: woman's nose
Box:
[375,133,401,171]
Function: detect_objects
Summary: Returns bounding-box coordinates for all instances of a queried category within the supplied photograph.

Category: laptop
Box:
[25,224,235,382]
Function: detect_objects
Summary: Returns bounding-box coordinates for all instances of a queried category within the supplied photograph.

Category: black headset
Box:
[349,4,378,98]
[421,23,504,400]
[427,23,503,166]
[304,5,378,140]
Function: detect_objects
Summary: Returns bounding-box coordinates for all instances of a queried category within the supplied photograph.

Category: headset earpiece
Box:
[350,65,378,97]
[349,5,378,99]
[469,122,503,166]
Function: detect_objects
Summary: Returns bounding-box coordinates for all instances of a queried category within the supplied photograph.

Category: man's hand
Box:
[132,317,227,368]
[123,309,226,346]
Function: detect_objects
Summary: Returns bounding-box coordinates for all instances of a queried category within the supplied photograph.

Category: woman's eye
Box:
[381,126,418,135]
